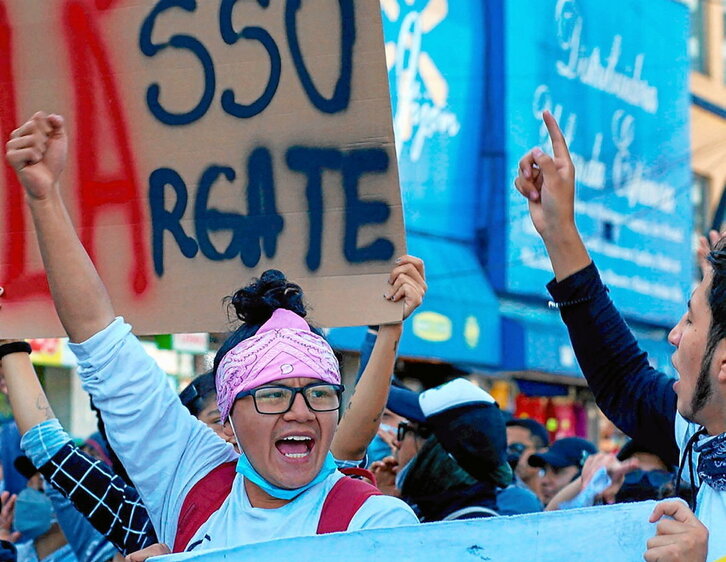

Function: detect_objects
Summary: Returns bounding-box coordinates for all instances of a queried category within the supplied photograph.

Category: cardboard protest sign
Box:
[0,0,404,338]
[160,501,660,561]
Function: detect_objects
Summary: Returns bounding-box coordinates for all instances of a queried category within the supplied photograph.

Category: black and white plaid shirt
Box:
[39,440,158,555]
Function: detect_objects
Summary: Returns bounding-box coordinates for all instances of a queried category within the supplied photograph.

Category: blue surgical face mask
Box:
[14,488,53,540]
[236,452,338,500]
[367,423,396,465]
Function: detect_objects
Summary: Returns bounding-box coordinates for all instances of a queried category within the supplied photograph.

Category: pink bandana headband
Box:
[216,309,340,420]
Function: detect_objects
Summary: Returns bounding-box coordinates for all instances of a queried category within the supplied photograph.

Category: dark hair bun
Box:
[229,269,306,326]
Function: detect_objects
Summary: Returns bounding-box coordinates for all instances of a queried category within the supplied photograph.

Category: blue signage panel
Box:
[487,0,691,327]
[381,0,485,239]
[500,304,676,379]
[328,233,501,366]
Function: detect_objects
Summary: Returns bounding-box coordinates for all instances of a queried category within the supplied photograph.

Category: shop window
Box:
[688,0,710,74]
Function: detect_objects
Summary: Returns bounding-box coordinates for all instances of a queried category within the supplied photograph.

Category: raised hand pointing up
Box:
[513,110,590,282]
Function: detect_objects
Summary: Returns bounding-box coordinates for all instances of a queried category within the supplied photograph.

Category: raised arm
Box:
[6,113,234,543]
[38,445,157,556]
[0,341,55,434]
[331,256,426,461]
[513,110,590,282]
[5,112,114,342]
[0,341,158,554]
[547,265,679,465]
[513,111,679,465]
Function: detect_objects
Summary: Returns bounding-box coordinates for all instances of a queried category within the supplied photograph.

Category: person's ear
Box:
[716,339,726,384]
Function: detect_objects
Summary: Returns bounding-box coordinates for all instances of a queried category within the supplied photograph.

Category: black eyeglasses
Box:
[235,383,344,415]
[397,421,432,442]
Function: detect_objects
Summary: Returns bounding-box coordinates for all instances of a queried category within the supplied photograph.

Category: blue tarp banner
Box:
[160,501,658,561]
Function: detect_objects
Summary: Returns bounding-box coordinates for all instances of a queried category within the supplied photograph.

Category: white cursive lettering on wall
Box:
[392,11,460,162]
[611,110,675,213]
[533,85,605,190]
[554,0,658,114]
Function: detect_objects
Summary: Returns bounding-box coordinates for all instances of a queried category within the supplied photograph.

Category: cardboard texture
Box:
[0,0,405,337]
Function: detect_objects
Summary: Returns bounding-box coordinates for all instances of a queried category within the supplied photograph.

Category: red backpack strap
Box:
[316,475,382,534]
[340,466,378,488]
[173,461,237,553]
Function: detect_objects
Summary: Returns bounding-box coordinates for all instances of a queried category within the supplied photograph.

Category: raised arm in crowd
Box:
[6,111,425,554]
[514,111,716,561]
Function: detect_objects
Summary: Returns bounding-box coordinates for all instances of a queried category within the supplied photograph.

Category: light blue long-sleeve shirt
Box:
[68,318,416,551]
[69,318,238,545]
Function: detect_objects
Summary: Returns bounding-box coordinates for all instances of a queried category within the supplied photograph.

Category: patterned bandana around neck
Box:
[694,431,726,492]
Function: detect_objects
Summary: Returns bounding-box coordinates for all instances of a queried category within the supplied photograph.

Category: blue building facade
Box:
[329,0,690,382]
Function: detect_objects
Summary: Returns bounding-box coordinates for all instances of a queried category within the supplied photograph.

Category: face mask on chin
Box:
[236,452,338,500]
[230,419,338,501]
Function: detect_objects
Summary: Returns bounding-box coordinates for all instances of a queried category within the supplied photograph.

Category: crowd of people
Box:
[0,109,719,561]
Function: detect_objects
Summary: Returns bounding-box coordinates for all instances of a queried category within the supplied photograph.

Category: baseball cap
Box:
[616,439,670,466]
[506,418,550,448]
[387,378,511,486]
[528,437,597,469]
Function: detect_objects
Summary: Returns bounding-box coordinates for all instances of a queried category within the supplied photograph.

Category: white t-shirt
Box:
[186,470,417,552]
[675,414,726,562]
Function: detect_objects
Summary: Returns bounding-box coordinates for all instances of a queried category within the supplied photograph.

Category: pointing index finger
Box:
[543,110,571,161]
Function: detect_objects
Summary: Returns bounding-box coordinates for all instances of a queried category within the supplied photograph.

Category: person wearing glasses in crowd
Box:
[545,440,678,512]
[5,111,426,556]
[505,418,550,502]
[371,378,521,521]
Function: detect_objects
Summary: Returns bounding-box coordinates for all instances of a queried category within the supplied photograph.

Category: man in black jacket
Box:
[514,110,712,562]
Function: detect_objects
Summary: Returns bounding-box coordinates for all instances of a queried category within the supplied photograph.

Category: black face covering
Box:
[401,436,498,522]
[614,469,674,503]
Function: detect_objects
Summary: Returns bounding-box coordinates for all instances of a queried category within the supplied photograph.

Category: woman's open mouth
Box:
[275,435,315,459]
